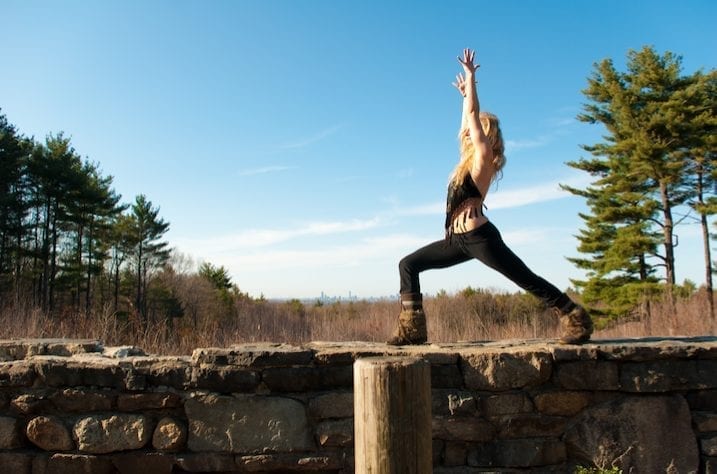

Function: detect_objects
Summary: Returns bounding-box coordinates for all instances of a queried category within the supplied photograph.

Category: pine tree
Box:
[678,70,717,320]
[0,112,30,299]
[127,194,170,325]
[65,161,124,314]
[566,46,714,316]
[26,133,84,311]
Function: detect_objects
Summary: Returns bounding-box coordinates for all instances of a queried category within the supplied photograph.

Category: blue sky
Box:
[2,1,715,299]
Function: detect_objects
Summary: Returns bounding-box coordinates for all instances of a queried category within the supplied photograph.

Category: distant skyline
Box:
[2,0,715,299]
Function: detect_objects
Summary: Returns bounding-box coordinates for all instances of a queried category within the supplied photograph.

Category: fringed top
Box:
[445,174,484,239]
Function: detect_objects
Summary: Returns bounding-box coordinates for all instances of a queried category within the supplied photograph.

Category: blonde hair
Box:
[450,111,506,186]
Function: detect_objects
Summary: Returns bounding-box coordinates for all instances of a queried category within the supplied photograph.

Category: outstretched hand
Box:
[452,73,468,97]
[457,48,479,76]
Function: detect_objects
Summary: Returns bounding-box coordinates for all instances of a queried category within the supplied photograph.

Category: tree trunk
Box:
[85,220,93,316]
[76,222,84,312]
[49,204,59,313]
[701,212,714,322]
[659,181,676,287]
[41,199,51,311]
[696,168,715,322]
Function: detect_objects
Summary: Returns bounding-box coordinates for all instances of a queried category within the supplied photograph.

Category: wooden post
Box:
[354,356,432,473]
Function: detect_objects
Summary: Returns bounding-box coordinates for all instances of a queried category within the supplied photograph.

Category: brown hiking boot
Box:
[556,305,593,344]
[387,308,428,345]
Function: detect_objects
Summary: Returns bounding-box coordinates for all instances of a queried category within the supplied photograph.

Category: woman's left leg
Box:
[459,223,569,307]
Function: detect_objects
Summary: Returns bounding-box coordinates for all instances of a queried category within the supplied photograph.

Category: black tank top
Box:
[444,174,484,239]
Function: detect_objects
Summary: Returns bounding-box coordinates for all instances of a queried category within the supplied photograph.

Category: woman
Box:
[387,49,593,346]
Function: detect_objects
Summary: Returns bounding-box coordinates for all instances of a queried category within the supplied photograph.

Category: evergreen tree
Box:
[566,46,714,316]
[66,161,124,314]
[127,194,170,324]
[678,70,717,320]
[0,111,30,300]
[107,213,136,312]
[26,134,83,311]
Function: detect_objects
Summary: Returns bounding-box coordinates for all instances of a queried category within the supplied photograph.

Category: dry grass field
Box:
[1,289,713,355]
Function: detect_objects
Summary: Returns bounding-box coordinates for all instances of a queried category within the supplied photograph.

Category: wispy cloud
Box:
[173,217,382,253]
[398,202,444,217]
[238,165,296,177]
[505,136,552,152]
[184,232,427,273]
[393,174,592,216]
[281,124,342,149]
[505,110,579,153]
[489,181,569,209]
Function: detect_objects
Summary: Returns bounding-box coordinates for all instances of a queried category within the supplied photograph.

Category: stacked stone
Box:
[0,337,716,473]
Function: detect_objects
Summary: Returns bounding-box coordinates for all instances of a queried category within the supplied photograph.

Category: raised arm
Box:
[453,49,493,177]
[453,74,469,129]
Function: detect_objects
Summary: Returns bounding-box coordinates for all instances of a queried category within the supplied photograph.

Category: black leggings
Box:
[399,222,571,309]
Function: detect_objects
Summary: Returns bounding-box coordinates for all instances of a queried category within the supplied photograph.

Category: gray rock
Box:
[34,357,126,389]
[192,343,313,367]
[175,453,236,471]
[432,417,495,442]
[495,414,566,439]
[0,361,36,387]
[152,417,187,452]
[117,392,181,411]
[315,419,353,447]
[11,393,50,414]
[0,416,21,449]
[26,416,74,451]
[191,366,259,392]
[49,388,114,412]
[186,393,314,453]
[461,351,551,391]
[468,438,567,468]
[236,453,343,471]
[694,412,717,433]
[43,453,115,474]
[0,453,32,473]
[703,436,717,457]
[533,391,590,416]
[443,442,468,467]
[139,359,191,389]
[556,361,619,390]
[103,346,147,358]
[564,395,699,472]
[482,392,533,417]
[621,360,717,392]
[110,453,174,474]
[73,414,151,454]
[309,391,354,419]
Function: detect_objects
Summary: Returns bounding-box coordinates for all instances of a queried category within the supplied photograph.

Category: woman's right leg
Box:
[399,238,472,295]
[389,238,471,345]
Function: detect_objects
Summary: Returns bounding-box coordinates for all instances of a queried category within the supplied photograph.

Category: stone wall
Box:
[1,337,716,473]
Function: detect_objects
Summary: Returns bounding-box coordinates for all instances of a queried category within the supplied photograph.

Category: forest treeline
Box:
[0,45,715,338]
[0,119,180,323]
